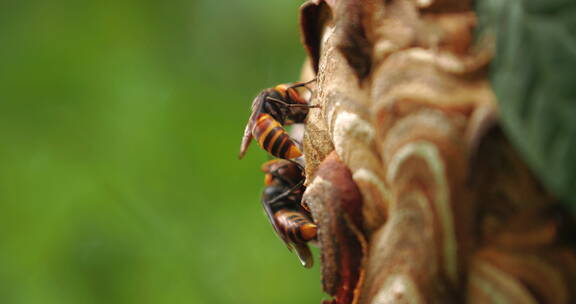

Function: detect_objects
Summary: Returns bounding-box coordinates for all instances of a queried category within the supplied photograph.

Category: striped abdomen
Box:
[252,113,302,159]
[274,210,317,244]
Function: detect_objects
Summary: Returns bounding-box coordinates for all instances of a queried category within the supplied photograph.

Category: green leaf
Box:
[477,0,576,212]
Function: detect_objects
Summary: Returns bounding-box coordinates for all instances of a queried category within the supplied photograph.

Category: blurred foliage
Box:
[0,0,323,303]
[477,0,576,212]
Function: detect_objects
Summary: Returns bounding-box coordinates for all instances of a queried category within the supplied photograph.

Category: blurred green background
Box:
[0,1,323,303]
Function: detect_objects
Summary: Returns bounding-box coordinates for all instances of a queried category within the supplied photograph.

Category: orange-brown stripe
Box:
[255,115,281,148]
[253,115,273,140]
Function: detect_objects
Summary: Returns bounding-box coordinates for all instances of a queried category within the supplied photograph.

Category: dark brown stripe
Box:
[284,225,292,240]
[271,133,289,157]
[289,227,300,243]
[279,136,295,158]
[262,127,280,151]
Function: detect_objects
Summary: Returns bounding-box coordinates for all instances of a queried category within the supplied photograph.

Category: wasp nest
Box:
[299,0,576,303]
